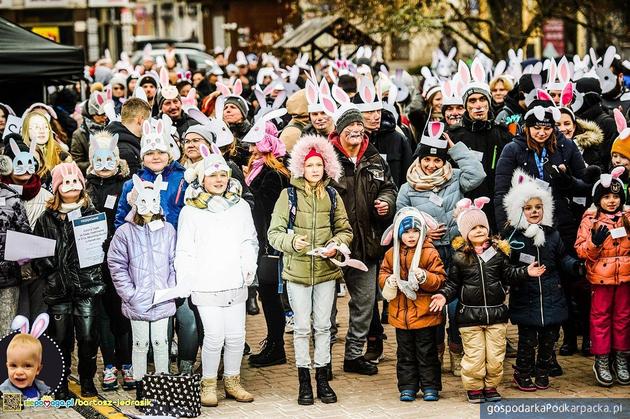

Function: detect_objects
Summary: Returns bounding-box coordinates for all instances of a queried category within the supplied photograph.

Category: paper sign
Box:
[429,193,443,207]
[572,197,586,206]
[4,230,56,261]
[72,213,108,268]
[535,179,550,190]
[470,150,484,161]
[160,182,168,191]
[153,284,189,306]
[68,208,82,221]
[480,246,497,263]
[148,220,165,231]
[519,253,536,264]
[2,115,23,140]
[610,227,626,239]
[104,195,117,209]
[9,184,23,195]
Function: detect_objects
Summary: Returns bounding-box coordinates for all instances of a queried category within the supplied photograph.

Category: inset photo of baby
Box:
[0,314,64,400]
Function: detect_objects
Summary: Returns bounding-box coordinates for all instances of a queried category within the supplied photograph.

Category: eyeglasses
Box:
[112,86,124,91]
[182,138,205,145]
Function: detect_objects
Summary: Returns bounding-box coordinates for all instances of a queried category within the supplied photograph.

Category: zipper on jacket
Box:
[476,255,490,324]
[311,192,316,286]
[402,248,410,330]
[536,247,544,326]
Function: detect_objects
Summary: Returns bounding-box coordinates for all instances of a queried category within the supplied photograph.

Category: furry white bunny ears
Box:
[11,313,49,339]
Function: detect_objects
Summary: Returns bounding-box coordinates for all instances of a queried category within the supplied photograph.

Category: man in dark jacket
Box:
[71,91,110,174]
[352,87,413,187]
[573,77,619,168]
[106,98,151,176]
[328,106,397,376]
[158,94,198,139]
[495,74,536,136]
[449,85,511,230]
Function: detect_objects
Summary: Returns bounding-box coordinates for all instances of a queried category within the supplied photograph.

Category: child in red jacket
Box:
[575,167,630,387]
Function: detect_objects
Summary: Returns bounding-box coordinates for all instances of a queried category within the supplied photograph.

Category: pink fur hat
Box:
[288,134,342,182]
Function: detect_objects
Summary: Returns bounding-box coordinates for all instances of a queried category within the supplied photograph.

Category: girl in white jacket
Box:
[175,143,258,407]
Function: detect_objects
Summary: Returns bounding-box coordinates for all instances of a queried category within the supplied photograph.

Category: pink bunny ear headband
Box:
[11,313,49,339]
[592,166,625,196]
[455,197,490,222]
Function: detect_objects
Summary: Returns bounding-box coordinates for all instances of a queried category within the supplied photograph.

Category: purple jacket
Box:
[107,220,177,321]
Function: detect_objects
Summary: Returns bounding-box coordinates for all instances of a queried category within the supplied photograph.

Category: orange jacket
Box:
[574,209,630,285]
[378,242,446,330]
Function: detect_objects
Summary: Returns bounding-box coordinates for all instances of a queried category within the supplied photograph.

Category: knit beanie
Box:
[224,96,248,119]
[524,97,558,128]
[336,107,363,134]
[454,197,490,240]
[611,108,630,159]
[462,86,491,108]
[398,215,422,239]
[592,167,626,213]
[304,147,323,163]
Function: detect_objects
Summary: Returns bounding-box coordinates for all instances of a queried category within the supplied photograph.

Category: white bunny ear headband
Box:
[376,77,399,121]
[159,67,179,101]
[592,166,625,198]
[216,79,249,113]
[321,84,361,125]
[11,313,49,339]
[545,56,573,92]
[614,108,630,141]
[420,121,448,149]
[242,108,287,144]
[356,76,383,112]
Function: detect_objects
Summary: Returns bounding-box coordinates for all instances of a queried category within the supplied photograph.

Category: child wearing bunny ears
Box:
[430,197,540,403]
[85,131,134,392]
[575,167,630,387]
[32,162,104,399]
[0,314,51,399]
[378,207,446,402]
[107,174,177,399]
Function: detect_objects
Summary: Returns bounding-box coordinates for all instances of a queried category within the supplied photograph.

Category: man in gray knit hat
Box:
[327,104,397,376]
[70,91,110,174]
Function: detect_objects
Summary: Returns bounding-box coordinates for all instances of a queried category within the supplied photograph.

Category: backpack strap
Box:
[287,186,297,231]
[325,186,337,230]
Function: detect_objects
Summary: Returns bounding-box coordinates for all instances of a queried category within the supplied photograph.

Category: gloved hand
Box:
[410,269,427,286]
[397,278,417,300]
[591,225,610,247]
[382,275,398,302]
[544,161,575,190]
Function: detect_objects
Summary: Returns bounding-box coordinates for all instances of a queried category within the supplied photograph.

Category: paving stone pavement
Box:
[5,297,626,418]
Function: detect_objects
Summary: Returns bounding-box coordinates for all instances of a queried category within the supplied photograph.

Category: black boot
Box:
[364,336,384,364]
[247,286,260,315]
[249,340,287,367]
[593,354,614,386]
[612,352,630,385]
[380,301,389,324]
[55,380,70,401]
[135,380,144,401]
[549,352,563,377]
[513,369,536,392]
[80,378,98,397]
[343,356,378,375]
[559,338,577,356]
[315,367,337,403]
[297,367,314,405]
[581,337,591,356]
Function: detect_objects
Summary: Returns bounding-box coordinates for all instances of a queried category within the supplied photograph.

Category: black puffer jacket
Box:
[448,113,512,230]
[504,226,577,327]
[0,184,31,288]
[169,112,199,138]
[576,102,618,168]
[32,204,105,305]
[494,134,590,242]
[439,237,527,327]
[329,135,397,262]
[249,164,290,255]
[229,120,253,168]
[106,121,141,175]
[368,110,413,187]
[85,168,130,239]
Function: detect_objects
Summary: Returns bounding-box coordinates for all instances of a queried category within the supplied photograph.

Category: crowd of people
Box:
[0,42,629,409]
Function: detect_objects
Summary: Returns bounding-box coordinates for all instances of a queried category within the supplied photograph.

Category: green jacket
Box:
[267,177,353,286]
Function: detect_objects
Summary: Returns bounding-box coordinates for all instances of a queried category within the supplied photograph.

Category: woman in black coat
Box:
[242,121,290,367]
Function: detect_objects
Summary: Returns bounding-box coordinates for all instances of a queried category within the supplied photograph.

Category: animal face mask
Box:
[90,134,119,172]
[59,163,84,193]
[27,114,49,145]
[132,174,162,215]
[9,138,37,175]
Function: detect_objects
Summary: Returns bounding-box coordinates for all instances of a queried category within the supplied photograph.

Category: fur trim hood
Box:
[288,134,342,182]
[452,235,511,256]
[503,169,554,246]
[573,118,604,150]
[0,155,12,176]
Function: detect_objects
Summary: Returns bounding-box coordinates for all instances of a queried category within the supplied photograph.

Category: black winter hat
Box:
[592,168,626,213]
[575,77,602,95]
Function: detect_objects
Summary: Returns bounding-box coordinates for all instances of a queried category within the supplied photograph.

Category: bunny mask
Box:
[90,133,119,173]
[140,119,171,157]
[51,162,85,194]
[131,174,162,216]
[8,137,37,175]
[590,46,618,95]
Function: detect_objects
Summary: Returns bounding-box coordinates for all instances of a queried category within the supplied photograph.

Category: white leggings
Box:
[197,302,246,379]
[130,318,170,380]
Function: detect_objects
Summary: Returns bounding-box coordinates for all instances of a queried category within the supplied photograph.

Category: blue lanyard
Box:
[533,148,547,180]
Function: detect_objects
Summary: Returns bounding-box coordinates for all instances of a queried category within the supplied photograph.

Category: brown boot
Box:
[200,378,218,407]
[449,350,463,377]
[224,375,254,402]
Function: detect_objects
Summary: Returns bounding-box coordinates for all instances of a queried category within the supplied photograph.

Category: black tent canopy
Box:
[0,17,84,80]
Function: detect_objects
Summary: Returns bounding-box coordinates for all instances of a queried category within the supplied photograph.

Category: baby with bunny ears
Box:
[0,314,51,399]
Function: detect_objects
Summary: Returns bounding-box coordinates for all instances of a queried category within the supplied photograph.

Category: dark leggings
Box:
[516,324,560,377]
[258,283,285,343]
[96,285,131,368]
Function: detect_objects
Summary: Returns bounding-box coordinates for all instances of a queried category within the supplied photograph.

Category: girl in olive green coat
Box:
[268,135,352,405]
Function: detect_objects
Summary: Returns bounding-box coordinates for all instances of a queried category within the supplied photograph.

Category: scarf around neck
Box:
[59,198,86,214]
[1,174,42,201]
[406,159,453,192]
[185,178,242,212]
